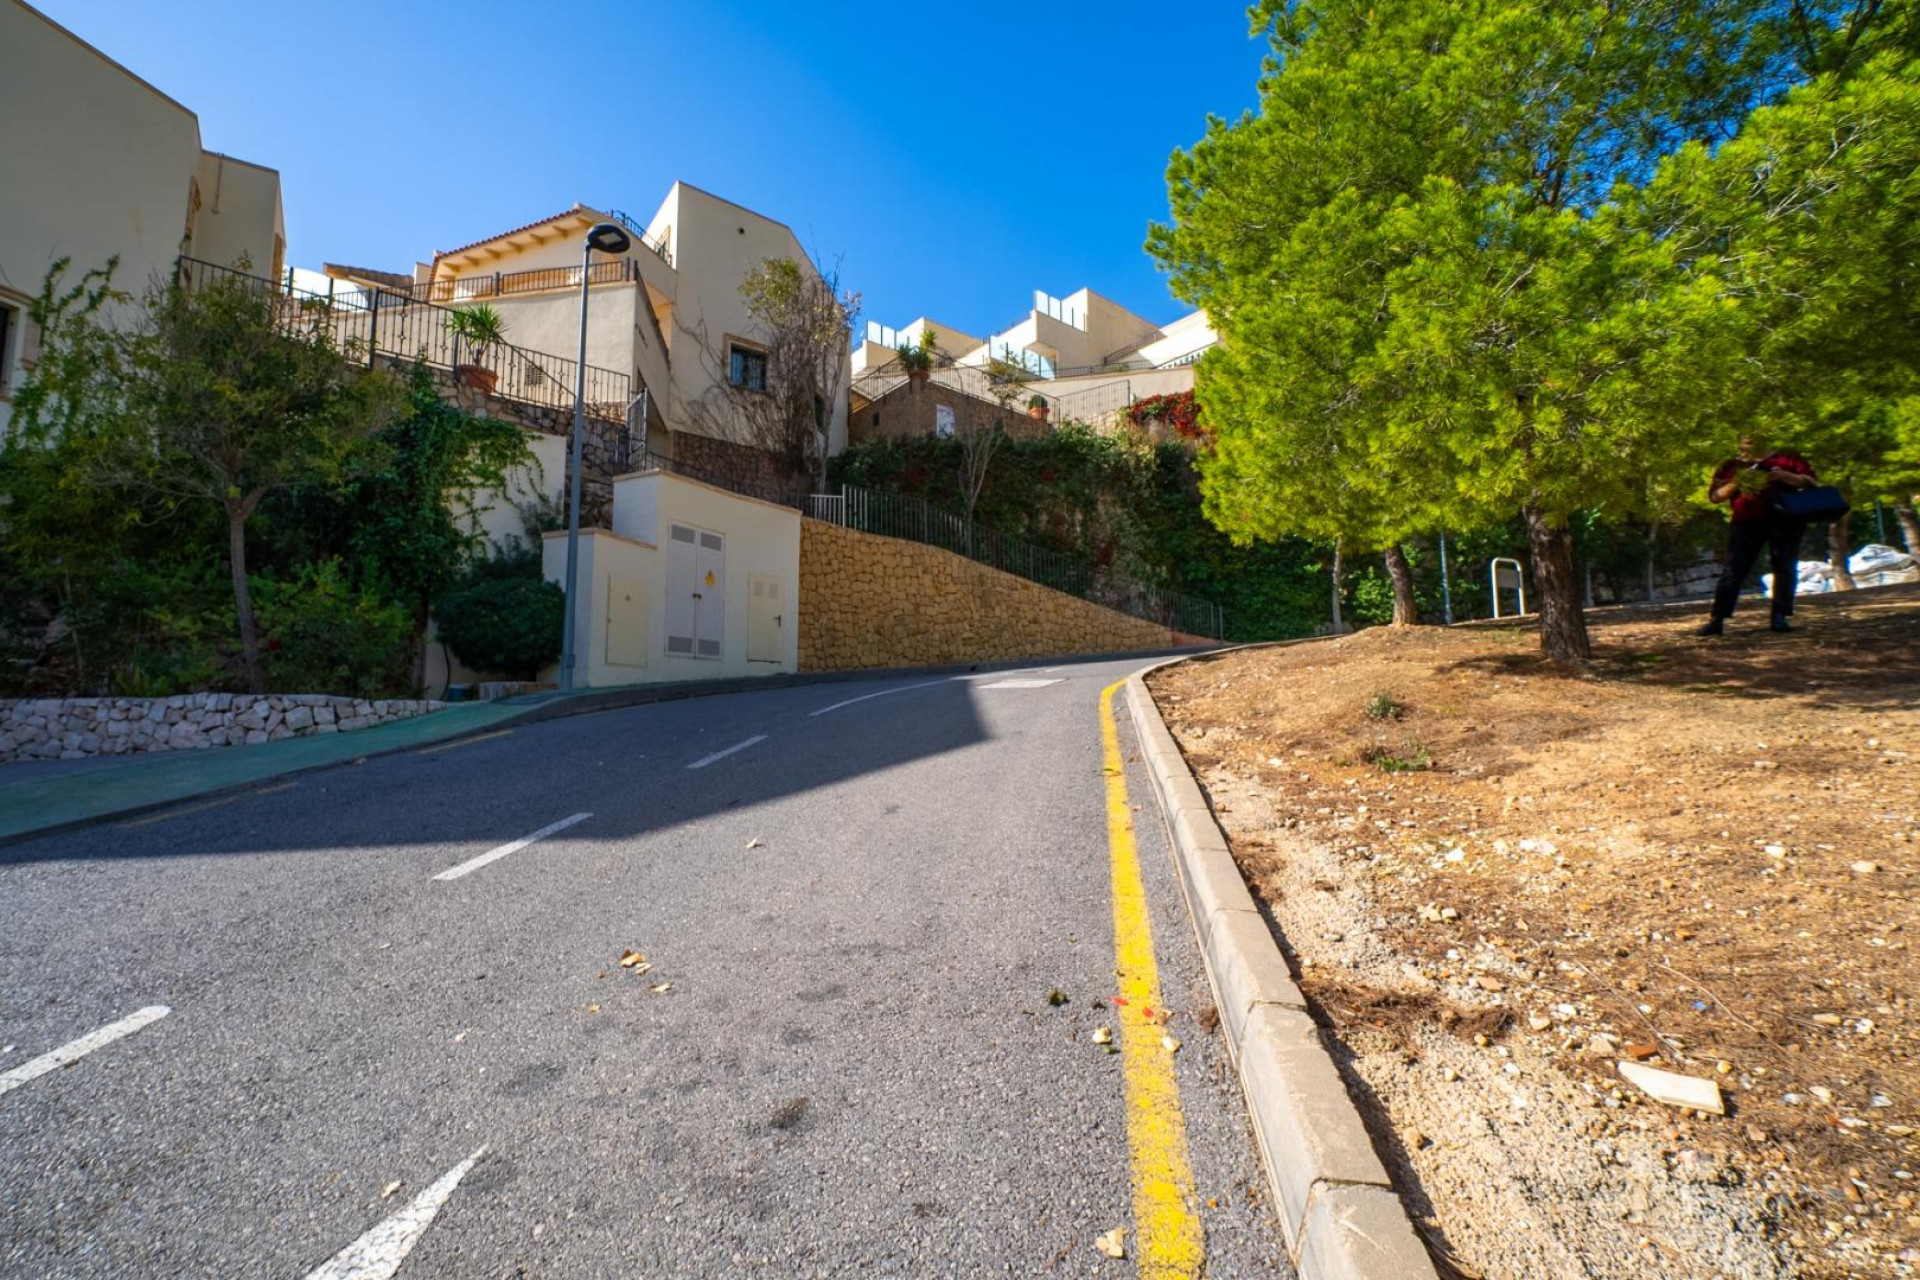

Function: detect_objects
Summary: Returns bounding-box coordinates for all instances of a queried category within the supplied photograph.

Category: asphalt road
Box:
[0,656,1287,1277]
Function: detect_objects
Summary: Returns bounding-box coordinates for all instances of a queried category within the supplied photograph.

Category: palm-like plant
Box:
[447,304,507,369]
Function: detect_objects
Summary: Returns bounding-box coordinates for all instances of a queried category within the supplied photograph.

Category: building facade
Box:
[0,0,286,434]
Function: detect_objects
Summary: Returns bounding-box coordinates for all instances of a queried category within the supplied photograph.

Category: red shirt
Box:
[1711,452,1815,524]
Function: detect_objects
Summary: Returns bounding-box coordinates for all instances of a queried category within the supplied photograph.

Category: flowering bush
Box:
[1126,390,1203,441]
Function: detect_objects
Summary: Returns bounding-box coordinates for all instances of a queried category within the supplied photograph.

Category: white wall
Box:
[0,2,281,435]
[192,152,285,279]
[542,470,800,687]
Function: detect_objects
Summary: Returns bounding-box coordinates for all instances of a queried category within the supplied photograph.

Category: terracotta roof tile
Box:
[433,205,602,265]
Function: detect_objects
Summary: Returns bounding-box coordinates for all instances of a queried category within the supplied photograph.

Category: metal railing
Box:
[180,258,632,418]
[392,258,638,305]
[814,483,1223,638]
[604,210,675,266]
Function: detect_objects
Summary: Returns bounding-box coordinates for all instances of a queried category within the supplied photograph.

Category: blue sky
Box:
[36,1,1268,337]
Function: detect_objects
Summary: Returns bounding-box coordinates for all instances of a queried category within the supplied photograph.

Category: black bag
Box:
[1770,485,1851,522]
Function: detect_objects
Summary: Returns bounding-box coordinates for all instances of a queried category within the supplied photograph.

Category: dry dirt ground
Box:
[1149,585,1919,1280]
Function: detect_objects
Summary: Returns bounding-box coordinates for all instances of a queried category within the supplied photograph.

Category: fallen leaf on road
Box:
[619,950,647,968]
[1091,1026,1113,1045]
[587,1004,600,1014]
[1047,988,1068,1007]
[651,982,673,994]
[1162,1034,1183,1053]
[746,838,764,850]
[381,1180,402,1199]
[1095,1227,1127,1258]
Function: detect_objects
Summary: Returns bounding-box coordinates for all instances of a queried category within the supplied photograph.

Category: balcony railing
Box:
[394,258,640,305]
[179,258,632,418]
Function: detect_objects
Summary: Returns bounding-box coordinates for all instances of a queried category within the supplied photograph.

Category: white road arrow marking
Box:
[304,1146,488,1280]
[0,1005,170,1099]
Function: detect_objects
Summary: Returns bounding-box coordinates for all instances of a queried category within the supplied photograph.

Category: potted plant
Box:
[447,304,507,394]
[896,329,938,384]
[1027,393,1050,423]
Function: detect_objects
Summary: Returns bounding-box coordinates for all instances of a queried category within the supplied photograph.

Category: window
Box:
[728,344,768,392]
[0,300,17,394]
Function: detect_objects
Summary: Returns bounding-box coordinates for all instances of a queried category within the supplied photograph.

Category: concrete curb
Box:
[1123,665,1437,1280]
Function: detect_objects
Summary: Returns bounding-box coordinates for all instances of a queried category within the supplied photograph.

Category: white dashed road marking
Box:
[808,679,948,717]
[431,813,592,882]
[304,1146,488,1280]
[979,678,1063,689]
[0,1005,171,1099]
[686,735,767,769]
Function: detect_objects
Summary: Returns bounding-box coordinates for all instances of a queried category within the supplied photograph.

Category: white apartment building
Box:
[0,0,286,434]
[324,184,851,471]
[850,287,1216,433]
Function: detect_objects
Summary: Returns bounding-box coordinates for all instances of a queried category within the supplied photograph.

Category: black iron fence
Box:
[178,258,631,417]
[387,258,639,305]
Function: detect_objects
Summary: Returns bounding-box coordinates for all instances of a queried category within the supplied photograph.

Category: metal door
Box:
[694,530,725,658]
[748,574,783,663]
[665,524,698,656]
[605,573,647,668]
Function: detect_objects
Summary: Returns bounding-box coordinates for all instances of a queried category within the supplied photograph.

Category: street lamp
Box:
[560,221,633,691]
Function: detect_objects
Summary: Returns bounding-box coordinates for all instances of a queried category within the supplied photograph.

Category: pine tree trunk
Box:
[228,504,265,694]
[1383,544,1418,625]
[1523,506,1591,660]
[1895,501,1920,558]
[1643,522,1659,602]
[1329,545,1344,633]
[1828,515,1856,591]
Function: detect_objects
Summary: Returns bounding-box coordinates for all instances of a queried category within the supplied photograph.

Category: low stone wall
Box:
[798,519,1179,670]
[0,694,446,764]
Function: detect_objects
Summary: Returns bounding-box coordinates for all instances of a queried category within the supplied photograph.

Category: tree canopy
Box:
[1150,0,1916,657]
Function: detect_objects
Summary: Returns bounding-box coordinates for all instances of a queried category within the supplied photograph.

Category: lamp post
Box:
[560,221,633,691]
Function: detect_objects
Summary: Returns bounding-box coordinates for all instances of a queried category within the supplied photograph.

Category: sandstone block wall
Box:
[798,519,1177,670]
[0,693,445,764]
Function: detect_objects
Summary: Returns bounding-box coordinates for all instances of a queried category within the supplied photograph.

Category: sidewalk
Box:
[0,645,1213,847]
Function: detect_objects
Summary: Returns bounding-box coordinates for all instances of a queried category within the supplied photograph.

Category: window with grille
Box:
[727,344,768,392]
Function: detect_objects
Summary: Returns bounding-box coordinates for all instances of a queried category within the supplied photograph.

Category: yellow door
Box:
[748,574,782,663]
[606,573,648,668]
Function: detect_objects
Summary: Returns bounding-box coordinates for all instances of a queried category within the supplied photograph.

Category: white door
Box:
[694,530,726,658]
[605,573,647,668]
[666,524,698,657]
[748,574,783,663]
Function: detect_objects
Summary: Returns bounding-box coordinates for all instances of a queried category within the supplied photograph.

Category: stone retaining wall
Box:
[0,694,446,763]
[798,519,1179,670]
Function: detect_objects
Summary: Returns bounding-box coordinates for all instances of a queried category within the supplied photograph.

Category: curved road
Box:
[0,657,1286,1277]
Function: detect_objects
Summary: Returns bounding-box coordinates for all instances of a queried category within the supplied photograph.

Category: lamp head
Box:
[586,223,632,255]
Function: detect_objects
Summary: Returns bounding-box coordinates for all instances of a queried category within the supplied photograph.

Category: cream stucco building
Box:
[324,183,851,480]
[0,0,286,434]
[849,288,1216,435]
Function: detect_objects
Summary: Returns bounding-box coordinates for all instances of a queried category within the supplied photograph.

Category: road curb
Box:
[1123,665,1437,1280]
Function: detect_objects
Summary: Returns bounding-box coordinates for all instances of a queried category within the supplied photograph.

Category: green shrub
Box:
[1363,691,1405,721]
[252,560,415,697]
[433,574,564,680]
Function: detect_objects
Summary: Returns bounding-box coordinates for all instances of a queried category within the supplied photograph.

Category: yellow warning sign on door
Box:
[704,570,716,587]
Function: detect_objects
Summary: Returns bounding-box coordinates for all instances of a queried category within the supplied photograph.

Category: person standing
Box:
[1699,435,1819,635]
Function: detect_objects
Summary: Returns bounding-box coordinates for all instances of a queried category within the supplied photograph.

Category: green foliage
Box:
[433,552,564,680]
[832,426,1328,640]
[1363,692,1405,722]
[1145,0,1913,657]
[446,304,508,365]
[1,259,523,698]
[252,561,414,697]
[1360,738,1432,774]
[896,328,938,372]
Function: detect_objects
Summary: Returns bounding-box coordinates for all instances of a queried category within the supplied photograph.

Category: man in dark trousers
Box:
[1699,435,1819,636]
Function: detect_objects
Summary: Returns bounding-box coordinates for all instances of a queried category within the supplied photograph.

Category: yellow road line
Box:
[416,729,514,756]
[116,781,295,829]
[1100,680,1204,1276]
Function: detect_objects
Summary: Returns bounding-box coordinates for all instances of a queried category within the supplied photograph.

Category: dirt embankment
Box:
[1150,587,1919,1279]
